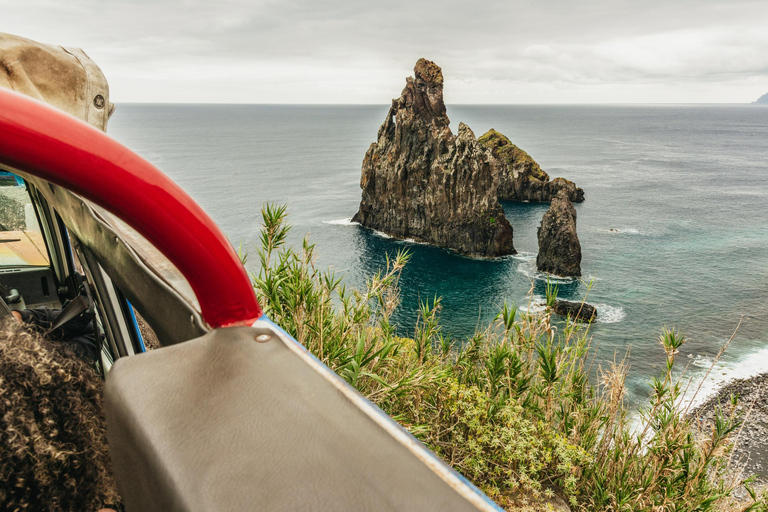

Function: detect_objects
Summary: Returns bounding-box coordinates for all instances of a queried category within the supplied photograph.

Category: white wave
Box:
[511,251,537,261]
[685,345,768,410]
[518,295,547,315]
[594,304,626,324]
[515,258,601,286]
[494,254,520,262]
[322,218,359,226]
[689,354,716,369]
[372,229,392,239]
[400,237,429,246]
[516,264,577,284]
[604,227,640,235]
[521,298,625,324]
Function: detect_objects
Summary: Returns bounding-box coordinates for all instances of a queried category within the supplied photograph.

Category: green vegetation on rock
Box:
[478,129,549,182]
[478,129,584,203]
[477,128,549,181]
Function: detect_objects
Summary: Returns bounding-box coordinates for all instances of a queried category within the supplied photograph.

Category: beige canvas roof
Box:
[0,32,198,314]
[0,32,114,131]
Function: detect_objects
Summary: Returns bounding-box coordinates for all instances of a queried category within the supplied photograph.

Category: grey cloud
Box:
[2,0,767,102]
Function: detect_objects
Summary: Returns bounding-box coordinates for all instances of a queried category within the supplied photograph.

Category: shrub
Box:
[251,204,764,511]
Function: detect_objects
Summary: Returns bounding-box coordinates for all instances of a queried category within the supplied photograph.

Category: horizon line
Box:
[113,101,764,106]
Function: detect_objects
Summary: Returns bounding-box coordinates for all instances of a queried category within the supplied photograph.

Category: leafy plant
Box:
[250,204,762,512]
[545,278,559,308]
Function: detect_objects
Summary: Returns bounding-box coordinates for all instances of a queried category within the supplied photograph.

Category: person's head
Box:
[0,320,119,510]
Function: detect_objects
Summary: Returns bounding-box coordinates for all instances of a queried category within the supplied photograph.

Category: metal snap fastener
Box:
[93,94,105,109]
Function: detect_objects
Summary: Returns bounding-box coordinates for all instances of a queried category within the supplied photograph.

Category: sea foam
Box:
[594,304,626,324]
[511,251,537,262]
[516,263,577,284]
[518,296,547,315]
[517,296,624,324]
[684,344,768,410]
[323,218,359,226]
[604,227,640,235]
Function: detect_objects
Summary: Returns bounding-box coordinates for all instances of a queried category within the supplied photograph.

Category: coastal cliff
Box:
[754,92,768,104]
[537,191,581,277]
[352,59,515,257]
[478,129,584,203]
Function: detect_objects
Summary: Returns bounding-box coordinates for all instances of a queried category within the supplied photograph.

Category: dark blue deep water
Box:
[109,104,768,406]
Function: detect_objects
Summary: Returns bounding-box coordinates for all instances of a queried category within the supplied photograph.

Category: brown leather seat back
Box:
[106,322,502,512]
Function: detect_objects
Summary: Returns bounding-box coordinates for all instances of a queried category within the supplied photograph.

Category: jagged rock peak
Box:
[537,190,581,277]
[478,129,584,203]
[407,58,447,119]
[352,59,515,258]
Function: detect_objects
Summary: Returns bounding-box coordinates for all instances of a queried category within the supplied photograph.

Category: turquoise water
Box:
[108,104,768,406]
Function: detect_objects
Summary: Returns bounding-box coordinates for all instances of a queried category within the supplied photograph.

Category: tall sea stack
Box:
[351,59,515,258]
[537,191,581,277]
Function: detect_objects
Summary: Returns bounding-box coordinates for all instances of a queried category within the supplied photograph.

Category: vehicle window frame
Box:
[27,184,71,292]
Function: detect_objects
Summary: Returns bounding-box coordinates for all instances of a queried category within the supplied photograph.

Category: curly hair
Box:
[0,320,119,511]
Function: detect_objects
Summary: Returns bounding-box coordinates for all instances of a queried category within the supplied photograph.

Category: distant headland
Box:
[753,92,768,104]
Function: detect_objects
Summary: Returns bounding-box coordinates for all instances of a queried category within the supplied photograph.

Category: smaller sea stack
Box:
[552,300,596,323]
[537,191,581,277]
[478,129,584,203]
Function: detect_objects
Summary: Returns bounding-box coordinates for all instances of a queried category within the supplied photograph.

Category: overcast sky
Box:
[3,0,768,104]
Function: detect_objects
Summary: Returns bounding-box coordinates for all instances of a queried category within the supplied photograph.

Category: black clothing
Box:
[18,307,99,361]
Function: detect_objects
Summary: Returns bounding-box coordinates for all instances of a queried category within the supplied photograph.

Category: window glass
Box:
[0,172,49,266]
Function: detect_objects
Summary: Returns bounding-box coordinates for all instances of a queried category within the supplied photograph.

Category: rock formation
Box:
[352,59,515,257]
[537,190,581,276]
[552,300,596,323]
[754,92,768,104]
[478,129,584,203]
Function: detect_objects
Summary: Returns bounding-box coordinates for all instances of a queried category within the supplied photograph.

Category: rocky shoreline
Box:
[689,372,768,481]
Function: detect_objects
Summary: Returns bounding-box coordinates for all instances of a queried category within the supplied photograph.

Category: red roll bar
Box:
[0,88,263,328]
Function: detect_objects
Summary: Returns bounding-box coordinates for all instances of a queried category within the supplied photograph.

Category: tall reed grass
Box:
[251,204,765,512]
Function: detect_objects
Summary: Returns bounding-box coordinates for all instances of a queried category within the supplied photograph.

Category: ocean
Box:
[108,103,768,407]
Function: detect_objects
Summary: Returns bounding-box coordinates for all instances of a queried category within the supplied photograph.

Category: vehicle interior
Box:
[0,168,148,371]
[0,87,503,511]
[0,171,60,312]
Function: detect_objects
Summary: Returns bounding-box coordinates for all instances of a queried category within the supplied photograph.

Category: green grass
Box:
[251,204,766,512]
[545,278,559,309]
